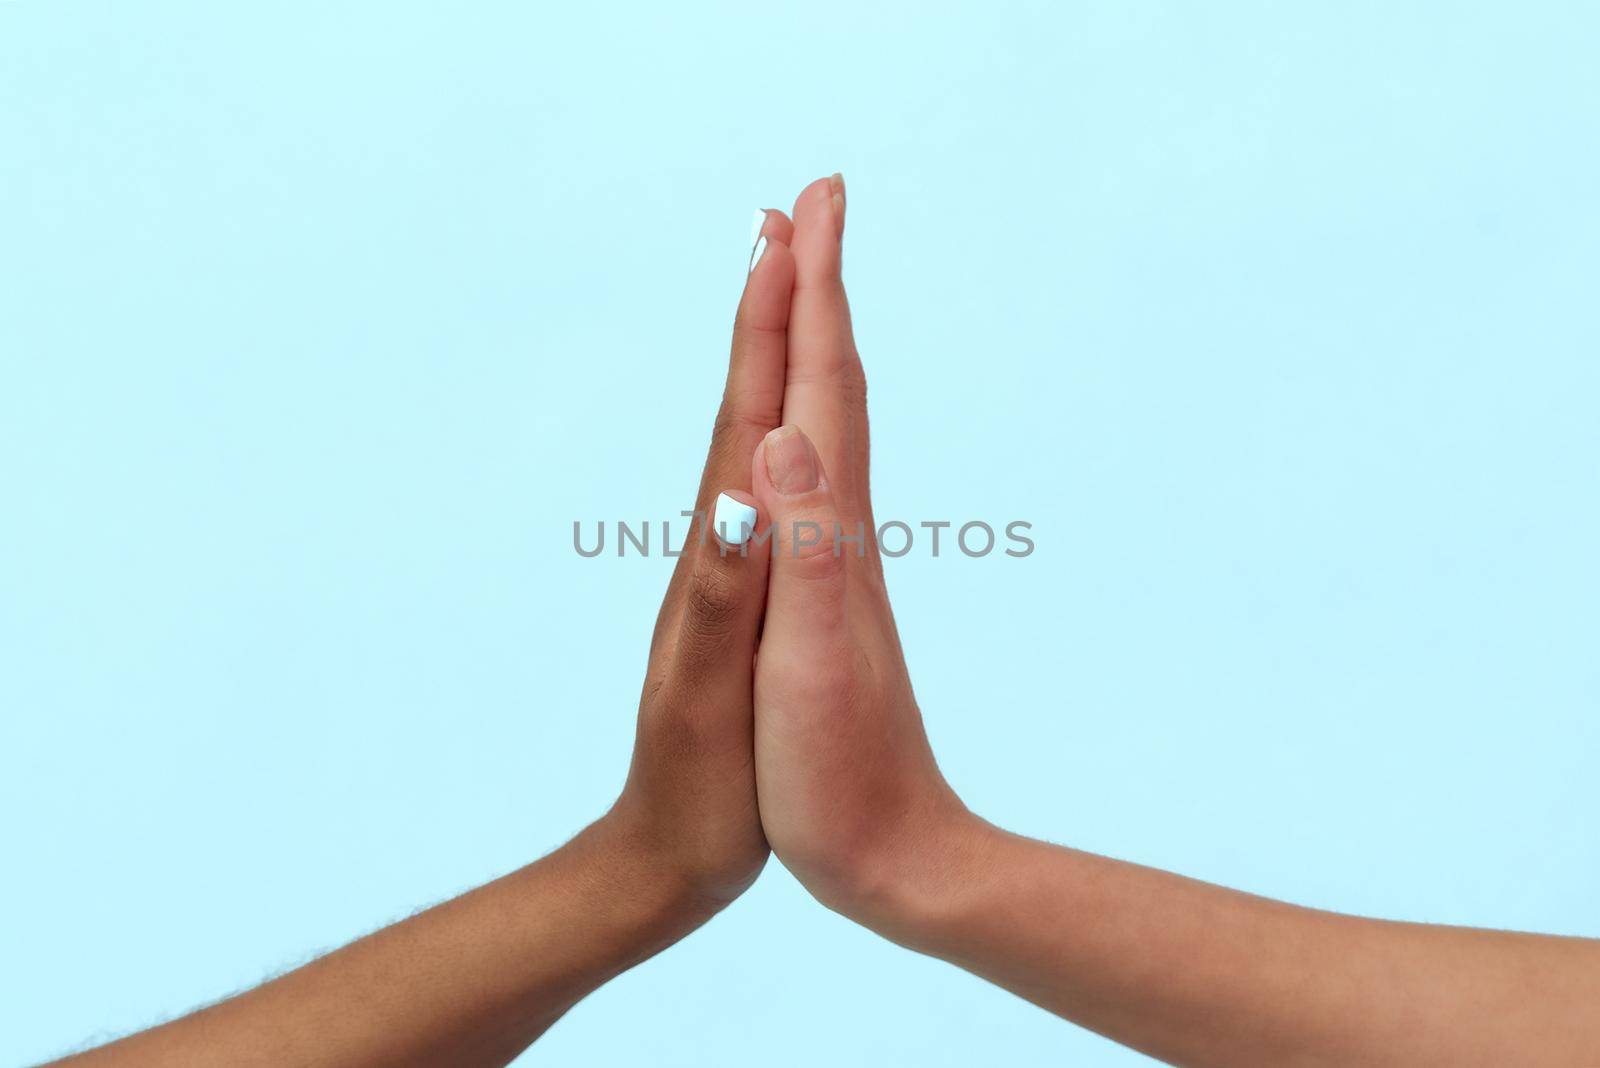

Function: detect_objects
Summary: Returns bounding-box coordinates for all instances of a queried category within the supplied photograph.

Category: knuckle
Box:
[709,404,772,466]
[732,305,787,342]
[780,520,848,577]
[791,541,847,583]
[680,559,744,650]
[842,354,868,407]
[711,402,760,442]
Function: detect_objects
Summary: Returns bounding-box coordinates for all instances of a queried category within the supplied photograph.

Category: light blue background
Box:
[3,2,1597,1064]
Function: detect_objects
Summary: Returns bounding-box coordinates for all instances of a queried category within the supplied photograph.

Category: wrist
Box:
[466,813,730,1008]
[871,814,1019,957]
[561,814,726,955]
[808,800,1005,952]
[588,798,764,929]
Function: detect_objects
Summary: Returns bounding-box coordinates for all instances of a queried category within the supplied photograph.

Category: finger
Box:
[662,488,769,681]
[751,206,795,250]
[715,211,796,464]
[782,175,871,535]
[653,215,795,660]
[750,426,849,667]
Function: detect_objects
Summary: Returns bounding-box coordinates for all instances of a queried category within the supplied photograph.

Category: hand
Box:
[600,206,801,914]
[746,179,1600,1068]
[748,177,984,929]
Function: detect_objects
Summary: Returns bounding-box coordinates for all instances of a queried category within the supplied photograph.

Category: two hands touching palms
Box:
[52,177,1600,1068]
[616,172,959,928]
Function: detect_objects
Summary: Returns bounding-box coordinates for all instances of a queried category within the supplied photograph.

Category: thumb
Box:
[751,426,849,653]
[659,489,767,676]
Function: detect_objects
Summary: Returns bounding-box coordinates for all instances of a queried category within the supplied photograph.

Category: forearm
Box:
[867,817,1600,1067]
[51,815,719,1068]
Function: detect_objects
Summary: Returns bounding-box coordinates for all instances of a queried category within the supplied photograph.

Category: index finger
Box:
[781,176,871,535]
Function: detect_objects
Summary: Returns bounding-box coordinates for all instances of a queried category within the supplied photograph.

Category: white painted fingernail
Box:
[748,236,768,275]
[750,209,769,246]
[713,492,759,546]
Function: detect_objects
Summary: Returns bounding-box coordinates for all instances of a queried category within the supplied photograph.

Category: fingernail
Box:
[829,173,845,234]
[713,492,759,546]
[764,426,819,495]
[748,209,769,273]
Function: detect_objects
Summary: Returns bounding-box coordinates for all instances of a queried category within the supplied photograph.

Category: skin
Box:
[41,176,1600,1067]
[748,175,1600,1068]
[42,208,802,1068]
